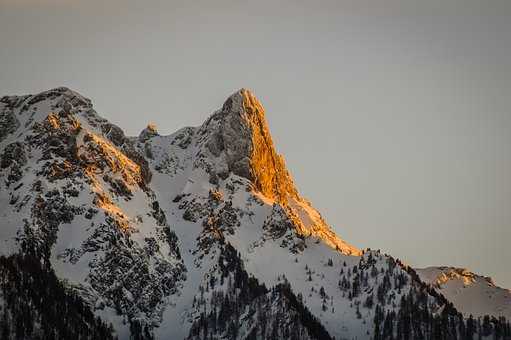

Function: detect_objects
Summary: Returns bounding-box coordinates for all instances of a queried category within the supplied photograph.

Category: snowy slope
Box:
[0,87,509,340]
[416,267,511,320]
[0,88,186,337]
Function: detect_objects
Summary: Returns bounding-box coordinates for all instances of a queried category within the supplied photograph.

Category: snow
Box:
[417,267,511,320]
[141,125,380,339]
[1,87,509,340]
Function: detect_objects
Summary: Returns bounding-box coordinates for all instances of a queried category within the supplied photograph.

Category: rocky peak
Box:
[433,267,477,287]
[139,123,159,142]
[199,89,360,255]
[204,88,298,203]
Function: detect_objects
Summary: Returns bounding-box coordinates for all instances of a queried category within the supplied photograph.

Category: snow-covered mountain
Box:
[416,267,511,321]
[0,87,509,340]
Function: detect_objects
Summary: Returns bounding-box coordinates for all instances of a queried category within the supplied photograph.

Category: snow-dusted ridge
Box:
[416,267,511,320]
[0,87,509,339]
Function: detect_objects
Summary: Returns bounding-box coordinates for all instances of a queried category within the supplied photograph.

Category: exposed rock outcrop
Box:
[139,123,159,142]
[204,89,297,203]
[199,89,360,255]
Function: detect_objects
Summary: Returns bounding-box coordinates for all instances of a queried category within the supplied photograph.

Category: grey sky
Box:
[1,0,510,287]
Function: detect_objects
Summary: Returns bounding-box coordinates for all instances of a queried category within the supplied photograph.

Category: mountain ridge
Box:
[0,87,509,340]
[416,266,511,320]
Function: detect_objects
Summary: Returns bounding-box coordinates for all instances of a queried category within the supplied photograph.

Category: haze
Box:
[1,0,510,287]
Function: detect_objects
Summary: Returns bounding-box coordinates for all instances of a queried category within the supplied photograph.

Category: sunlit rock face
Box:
[432,267,477,287]
[205,88,297,202]
[416,266,511,320]
[200,89,360,255]
[139,123,159,143]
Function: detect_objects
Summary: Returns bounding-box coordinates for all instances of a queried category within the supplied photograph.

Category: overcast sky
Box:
[1,0,510,287]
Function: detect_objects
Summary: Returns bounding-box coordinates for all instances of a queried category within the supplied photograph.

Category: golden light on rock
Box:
[239,89,361,256]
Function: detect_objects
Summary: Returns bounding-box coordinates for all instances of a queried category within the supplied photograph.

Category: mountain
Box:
[416,267,511,320]
[0,87,509,340]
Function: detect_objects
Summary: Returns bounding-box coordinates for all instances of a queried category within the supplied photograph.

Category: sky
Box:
[1,0,510,287]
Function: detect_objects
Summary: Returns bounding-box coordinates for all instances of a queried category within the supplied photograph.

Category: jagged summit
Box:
[196,88,361,255]
[204,88,298,203]
[139,123,159,142]
[1,86,359,256]
[416,266,511,319]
